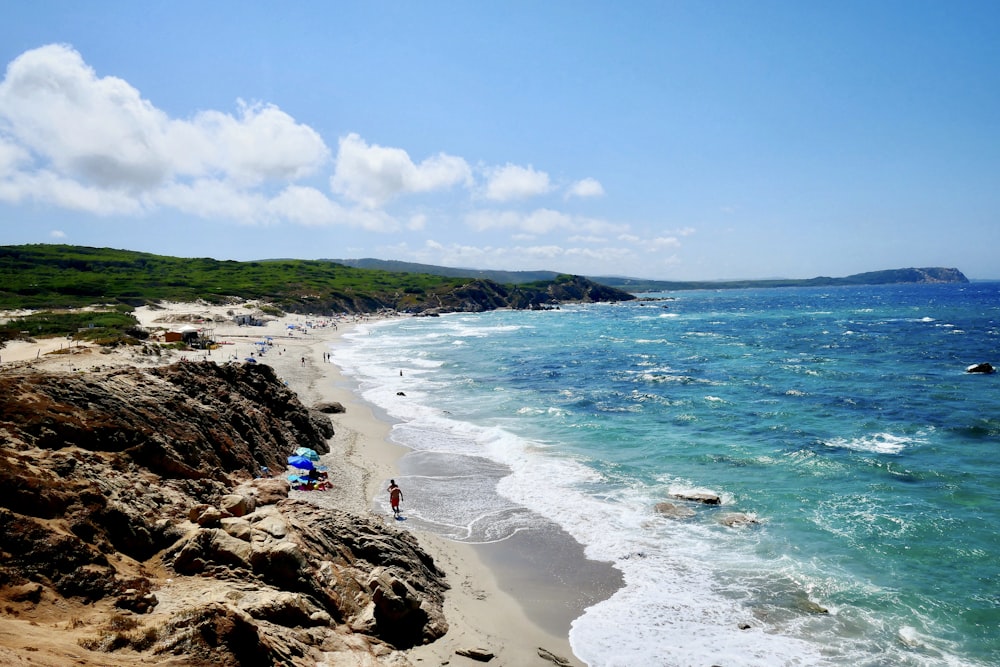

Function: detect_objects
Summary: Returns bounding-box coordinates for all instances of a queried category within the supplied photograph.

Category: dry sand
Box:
[2,302,598,666]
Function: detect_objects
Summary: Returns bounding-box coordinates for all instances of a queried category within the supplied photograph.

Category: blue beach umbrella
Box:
[244,357,257,363]
[287,455,315,470]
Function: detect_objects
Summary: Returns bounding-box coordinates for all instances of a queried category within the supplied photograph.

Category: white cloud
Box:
[565,177,604,199]
[0,138,30,176]
[0,44,172,189]
[0,43,617,243]
[331,133,471,208]
[0,168,144,214]
[49,229,66,239]
[179,101,330,185]
[483,163,551,201]
[0,43,332,220]
[268,185,397,231]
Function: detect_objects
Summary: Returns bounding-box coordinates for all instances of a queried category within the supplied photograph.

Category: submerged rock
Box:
[654,502,696,519]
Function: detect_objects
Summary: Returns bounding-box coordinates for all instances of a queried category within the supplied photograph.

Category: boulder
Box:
[220,516,253,541]
[195,506,224,527]
[220,493,256,517]
[457,647,495,662]
[314,401,346,414]
[173,528,253,574]
[239,477,291,505]
[669,490,721,505]
[717,512,760,528]
[654,502,696,519]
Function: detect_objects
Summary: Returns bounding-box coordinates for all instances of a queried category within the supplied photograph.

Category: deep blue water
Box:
[332,282,1000,666]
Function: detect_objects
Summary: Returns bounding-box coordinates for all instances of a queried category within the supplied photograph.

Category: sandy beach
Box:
[1,302,615,666]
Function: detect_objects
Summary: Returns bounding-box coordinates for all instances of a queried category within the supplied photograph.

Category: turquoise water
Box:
[332,283,1000,666]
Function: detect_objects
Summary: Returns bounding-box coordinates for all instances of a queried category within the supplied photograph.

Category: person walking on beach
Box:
[387,479,403,517]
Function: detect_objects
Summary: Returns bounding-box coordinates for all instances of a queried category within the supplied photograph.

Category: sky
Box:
[1,2,998,280]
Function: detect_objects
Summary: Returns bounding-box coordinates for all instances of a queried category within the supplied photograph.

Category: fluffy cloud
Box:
[0,43,615,244]
[565,177,604,199]
[331,133,472,208]
[483,163,551,201]
[180,101,330,185]
[0,44,330,218]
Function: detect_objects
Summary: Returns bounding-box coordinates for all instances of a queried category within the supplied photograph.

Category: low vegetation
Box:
[0,244,474,313]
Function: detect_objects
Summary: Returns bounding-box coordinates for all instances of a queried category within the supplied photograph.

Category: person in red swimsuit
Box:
[388,479,403,517]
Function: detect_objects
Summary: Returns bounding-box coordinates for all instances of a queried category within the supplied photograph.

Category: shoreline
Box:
[0,303,615,665]
[307,318,615,666]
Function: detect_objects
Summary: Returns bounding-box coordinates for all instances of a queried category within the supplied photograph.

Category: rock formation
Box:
[0,361,448,665]
[966,362,995,374]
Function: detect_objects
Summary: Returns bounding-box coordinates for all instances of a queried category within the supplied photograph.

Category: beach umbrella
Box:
[287,455,315,470]
[294,447,320,461]
[244,357,257,363]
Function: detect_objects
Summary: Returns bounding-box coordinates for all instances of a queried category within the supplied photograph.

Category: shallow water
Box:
[332,282,1000,666]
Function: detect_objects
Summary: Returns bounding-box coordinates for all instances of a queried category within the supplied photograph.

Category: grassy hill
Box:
[0,245,634,315]
[0,245,487,313]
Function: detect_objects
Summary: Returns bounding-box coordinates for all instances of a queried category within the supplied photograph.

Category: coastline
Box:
[298,317,611,666]
[0,303,612,665]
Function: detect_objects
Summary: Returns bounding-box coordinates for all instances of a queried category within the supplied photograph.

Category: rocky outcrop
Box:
[669,490,722,505]
[400,275,635,314]
[966,362,995,374]
[0,362,448,665]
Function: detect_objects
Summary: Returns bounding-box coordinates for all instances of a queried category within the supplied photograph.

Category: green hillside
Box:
[0,245,634,315]
[0,245,473,313]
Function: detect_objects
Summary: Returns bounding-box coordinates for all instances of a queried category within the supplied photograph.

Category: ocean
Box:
[330,282,1000,667]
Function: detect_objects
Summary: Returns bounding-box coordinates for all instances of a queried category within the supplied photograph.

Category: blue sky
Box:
[1,2,998,280]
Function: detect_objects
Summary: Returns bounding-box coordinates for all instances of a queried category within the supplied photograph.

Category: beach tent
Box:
[294,447,320,461]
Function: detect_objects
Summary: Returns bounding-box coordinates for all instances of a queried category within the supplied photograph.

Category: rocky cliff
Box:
[0,362,448,666]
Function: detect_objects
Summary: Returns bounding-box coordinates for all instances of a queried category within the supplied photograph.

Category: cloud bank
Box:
[0,44,691,275]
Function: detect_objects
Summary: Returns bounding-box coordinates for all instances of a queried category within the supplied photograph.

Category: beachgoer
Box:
[387,479,403,516]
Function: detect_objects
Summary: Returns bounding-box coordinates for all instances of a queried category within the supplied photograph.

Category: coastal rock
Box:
[238,477,291,504]
[220,493,256,517]
[220,516,253,541]
[717,512,760,527]
[669,490,722,505]
[314,400,346,414]
[966,362,995,374]
[654,502,696,519]
[0,361,449,665]
[456,646,496,662]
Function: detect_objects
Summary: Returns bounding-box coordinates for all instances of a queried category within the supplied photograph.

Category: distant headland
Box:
[330,258,969,293]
